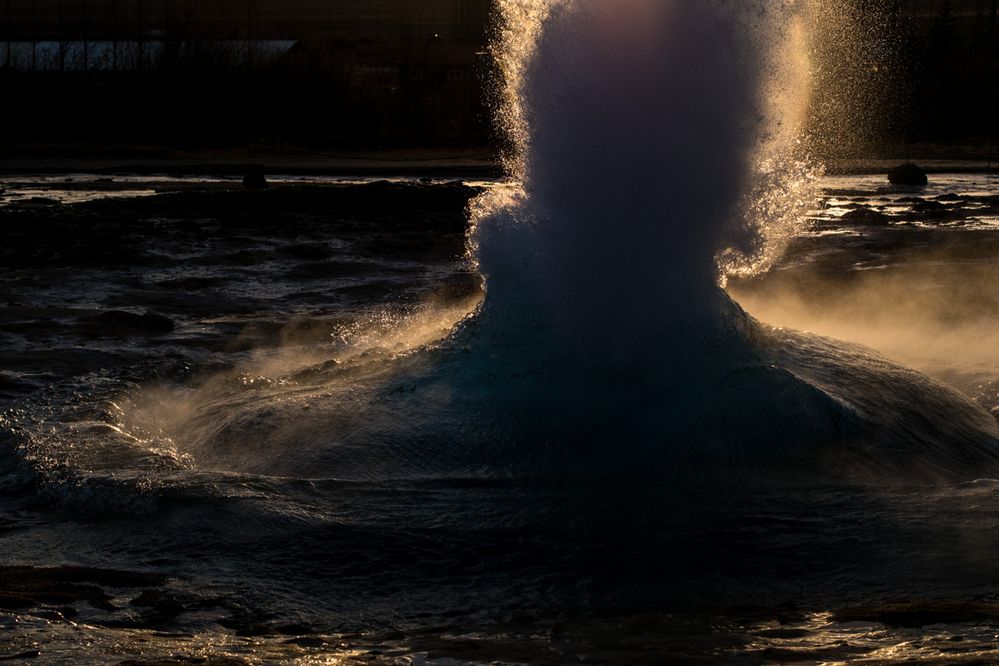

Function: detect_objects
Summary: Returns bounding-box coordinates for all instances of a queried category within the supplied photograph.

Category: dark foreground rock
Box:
[0,566,167,614]
[841,207,891,225]
[888,163,929,186]
[129,589,185,620]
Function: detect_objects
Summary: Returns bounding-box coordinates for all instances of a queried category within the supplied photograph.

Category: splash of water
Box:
[477,0,819,319]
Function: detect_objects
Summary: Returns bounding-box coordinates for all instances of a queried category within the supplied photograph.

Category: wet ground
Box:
[2,172,999,664]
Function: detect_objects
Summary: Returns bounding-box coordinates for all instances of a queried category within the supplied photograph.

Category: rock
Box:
[913,199,945,211]
[0,566,169,626]
[76,311,175,337]
[912,199,948,217]
[274,623,316,636]
[888,163,928,187]
[841,207,891,225]
[19,197,61,208]
[242,169,268,190]
[0,651,41,661]
[32,609,69,622]
[129,589,184,619]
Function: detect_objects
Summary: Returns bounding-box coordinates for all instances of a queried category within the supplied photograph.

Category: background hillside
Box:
[0,0,995,162]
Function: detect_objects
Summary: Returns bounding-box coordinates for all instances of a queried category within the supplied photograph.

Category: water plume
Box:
[474,0,818,353]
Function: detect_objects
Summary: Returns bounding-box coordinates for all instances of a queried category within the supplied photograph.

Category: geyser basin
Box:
[5,174,999,662]
[4,0,999,662]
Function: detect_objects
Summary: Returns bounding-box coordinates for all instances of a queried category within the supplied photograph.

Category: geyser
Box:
[471,0,814,353]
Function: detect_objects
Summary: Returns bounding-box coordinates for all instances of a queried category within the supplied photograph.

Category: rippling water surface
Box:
[1,173,998,663]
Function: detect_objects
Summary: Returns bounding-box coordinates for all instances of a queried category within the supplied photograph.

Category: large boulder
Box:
[888,163,928,187]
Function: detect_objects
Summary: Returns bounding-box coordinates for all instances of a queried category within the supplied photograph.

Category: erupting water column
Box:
[470,0,816,354]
